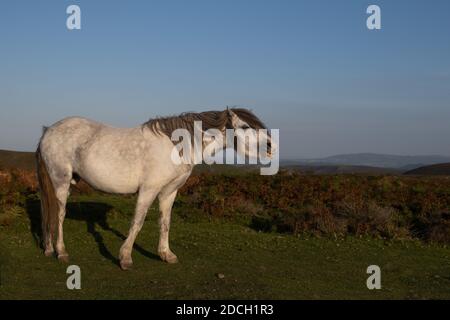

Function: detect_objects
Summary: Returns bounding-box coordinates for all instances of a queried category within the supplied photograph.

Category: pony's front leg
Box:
[119,188,158,270]
[158,190,178,264]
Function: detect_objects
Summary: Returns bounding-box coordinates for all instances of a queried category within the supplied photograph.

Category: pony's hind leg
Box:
[43,230,54,257]
[41,199,54,256]
[51,171,72,263]
[55,185,70,262]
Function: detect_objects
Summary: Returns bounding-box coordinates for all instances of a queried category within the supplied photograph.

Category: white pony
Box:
[36,108,273,270]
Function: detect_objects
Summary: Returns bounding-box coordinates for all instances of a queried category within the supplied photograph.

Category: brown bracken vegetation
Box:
[1,168,449,243]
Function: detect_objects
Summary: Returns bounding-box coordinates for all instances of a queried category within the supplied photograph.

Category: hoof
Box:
[44,249,54,257]
[166,255,179,264]
[160,251,179,264]
[120,260,133,271]
[58,254,70,263]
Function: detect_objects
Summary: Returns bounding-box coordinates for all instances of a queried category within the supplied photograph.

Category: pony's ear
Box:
[226,107,235,118]
[226,107,240,128]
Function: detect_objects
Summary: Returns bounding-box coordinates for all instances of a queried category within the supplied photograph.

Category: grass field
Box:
[1,193,450,300]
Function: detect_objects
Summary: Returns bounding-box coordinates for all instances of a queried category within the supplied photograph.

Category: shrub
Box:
[1,168,450,243]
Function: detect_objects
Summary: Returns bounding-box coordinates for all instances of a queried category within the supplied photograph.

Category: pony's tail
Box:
[36,145,58,251]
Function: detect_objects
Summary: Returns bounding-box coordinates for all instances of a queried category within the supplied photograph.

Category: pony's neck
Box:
[187,130,228,165]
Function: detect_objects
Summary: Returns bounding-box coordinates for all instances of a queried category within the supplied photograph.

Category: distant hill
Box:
[0,149,395,176]
[405,163,450,176]
[284,164,400,175]
[0,149,35,171]
[1,149,448,176]
[286,153,450,170]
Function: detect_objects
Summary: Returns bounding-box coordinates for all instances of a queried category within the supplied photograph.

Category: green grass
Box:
[1,194,450,300]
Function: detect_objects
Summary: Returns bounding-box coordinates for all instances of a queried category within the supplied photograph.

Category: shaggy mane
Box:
[144,108,266,137]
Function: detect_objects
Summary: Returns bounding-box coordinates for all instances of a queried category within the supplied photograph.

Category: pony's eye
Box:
[241,125,250,129]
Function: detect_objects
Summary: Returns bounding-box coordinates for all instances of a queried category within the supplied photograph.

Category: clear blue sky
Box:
[1,0,449,158]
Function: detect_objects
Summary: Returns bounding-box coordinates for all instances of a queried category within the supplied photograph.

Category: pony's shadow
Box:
[25,199,160,266]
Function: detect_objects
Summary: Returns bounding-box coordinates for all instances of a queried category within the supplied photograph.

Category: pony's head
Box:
[145,107,275,162]
[225,108,274,160]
